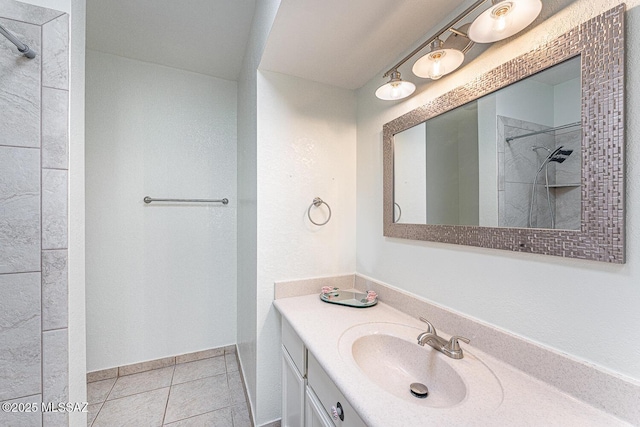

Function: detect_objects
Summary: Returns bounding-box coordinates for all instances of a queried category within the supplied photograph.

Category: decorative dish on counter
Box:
[320,287,378,308]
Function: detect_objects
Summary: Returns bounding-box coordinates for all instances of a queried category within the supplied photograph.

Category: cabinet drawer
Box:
[282,318,306,376]
[307,353,366,427]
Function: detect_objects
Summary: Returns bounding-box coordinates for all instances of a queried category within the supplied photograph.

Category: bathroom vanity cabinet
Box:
[275,291,634,426]
[281,318,366,427]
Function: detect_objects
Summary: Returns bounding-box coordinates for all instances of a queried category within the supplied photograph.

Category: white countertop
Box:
[274,293,630,427]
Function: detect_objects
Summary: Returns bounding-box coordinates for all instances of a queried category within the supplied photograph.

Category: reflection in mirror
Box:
[393,56,581,230]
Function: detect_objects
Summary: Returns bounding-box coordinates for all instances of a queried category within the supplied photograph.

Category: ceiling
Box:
[260,0,468,90]
[86,0,471,89]
[86,0,257,81]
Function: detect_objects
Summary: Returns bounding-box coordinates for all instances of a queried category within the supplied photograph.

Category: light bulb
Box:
[491,2,513,34]
[375,71,416,100]
[428,52,445,79]
[413,43,463,80]
[390,82,401,99]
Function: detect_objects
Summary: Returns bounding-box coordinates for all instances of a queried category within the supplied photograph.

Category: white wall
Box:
[356,0,640,382]
[394,123,427,224]
[554,77,581,126]
[85,50,237,371]
[497,79,554,126]
[236,0,281,420]
[256,70,357,424]
[477,95,498,226]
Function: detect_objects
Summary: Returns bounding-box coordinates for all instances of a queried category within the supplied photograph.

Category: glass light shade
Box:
[375,72,416,100]
[468,0,542,43]
[412,48,464,80]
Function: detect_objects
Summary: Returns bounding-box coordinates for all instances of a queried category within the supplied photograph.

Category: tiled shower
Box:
[0,1,70,425]
[498,115,582,229]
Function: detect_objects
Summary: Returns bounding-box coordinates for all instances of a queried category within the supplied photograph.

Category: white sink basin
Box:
[338,322,503,410]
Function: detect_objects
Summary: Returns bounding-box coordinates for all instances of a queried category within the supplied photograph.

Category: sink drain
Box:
[410,382,429,399]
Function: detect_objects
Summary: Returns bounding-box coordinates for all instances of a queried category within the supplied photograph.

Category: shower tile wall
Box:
[553,128,581,230]
[497,116,581,229]
[0,1,69,426]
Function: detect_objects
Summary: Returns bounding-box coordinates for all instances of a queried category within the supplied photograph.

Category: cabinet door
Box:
[305,386,335,427]
[282,345,305,427]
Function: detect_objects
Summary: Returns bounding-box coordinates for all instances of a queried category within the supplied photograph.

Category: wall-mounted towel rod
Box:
[506,122,581,143]
[143,196,229,205]
[0,23,36,58]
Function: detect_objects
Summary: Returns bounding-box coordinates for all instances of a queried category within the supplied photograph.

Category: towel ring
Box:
[307,197,331,226]
[394,202,402,222]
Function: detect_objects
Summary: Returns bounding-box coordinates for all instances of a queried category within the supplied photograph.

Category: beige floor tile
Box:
[164,375,231,424]
[227,371,246,405]
[163,407,233,427]
[172,356,226,385]
[224,353,238,373]
[108,366,174,400]
[231,403,252,427]
[87,402,102,426]
[87,378,116,404]
[92,387,169,427]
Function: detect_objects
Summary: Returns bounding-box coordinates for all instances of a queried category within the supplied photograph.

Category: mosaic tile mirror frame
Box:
[383,6,625,263]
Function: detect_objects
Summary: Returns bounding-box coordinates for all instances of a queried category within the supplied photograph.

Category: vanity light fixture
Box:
[376,0,543,100]
[375,70,416,100]
[412,39,465,80]
[468,0,542,43]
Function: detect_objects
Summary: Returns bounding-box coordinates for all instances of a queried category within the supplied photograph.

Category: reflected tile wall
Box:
[498,116,580,230]
[0,1,69,424]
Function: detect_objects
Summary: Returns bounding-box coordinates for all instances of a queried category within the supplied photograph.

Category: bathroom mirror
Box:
[383,6,625,263]
[393,57,581,230]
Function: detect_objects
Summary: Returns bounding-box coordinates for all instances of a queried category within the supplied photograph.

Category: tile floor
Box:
[87,349,251,426]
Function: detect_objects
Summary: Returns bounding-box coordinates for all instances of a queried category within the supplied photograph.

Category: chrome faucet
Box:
[417,317,470,360]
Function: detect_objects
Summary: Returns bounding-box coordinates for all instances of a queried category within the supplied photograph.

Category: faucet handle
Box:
[447,336,470,351]
[419,317,437,334]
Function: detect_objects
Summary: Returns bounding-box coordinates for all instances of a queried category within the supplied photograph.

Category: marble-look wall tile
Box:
[503,182,531,228]
[0,273,41,401]
[42,87,69,169]
[42,14,69,90]
[554,186,581,230]
[504,134,541,184]
[554,129,581,185]
[0,18,40,148]
[42,329,69,427]
[498,189,506,227]
[42,250,68,330]
[537,185,555,228]
[0,0,64,25]
[0,147,40,273]
[42,169,68,249]
[0,394,42,427]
